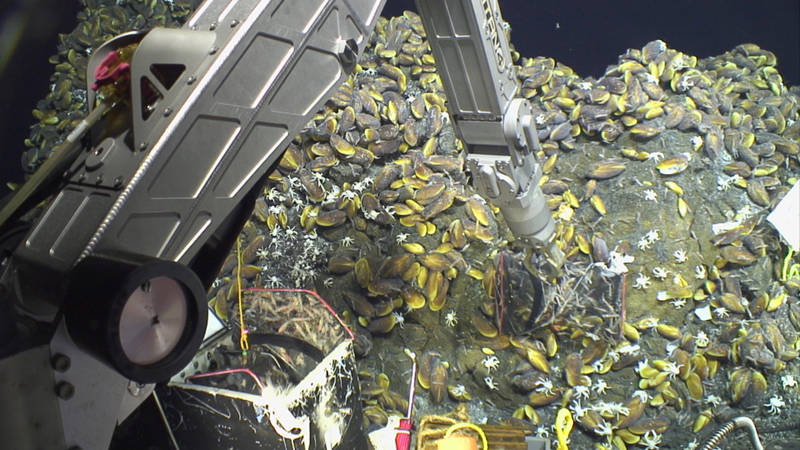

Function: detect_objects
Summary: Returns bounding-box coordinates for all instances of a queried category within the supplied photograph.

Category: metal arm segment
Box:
[0,0,385,448]
[415,0,563,270]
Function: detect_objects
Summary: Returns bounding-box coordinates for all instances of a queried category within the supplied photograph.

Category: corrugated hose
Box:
[700,416,764,450]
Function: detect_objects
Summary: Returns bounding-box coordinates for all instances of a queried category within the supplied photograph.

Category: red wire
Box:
[185,291,351,395]
[186,367,265,392]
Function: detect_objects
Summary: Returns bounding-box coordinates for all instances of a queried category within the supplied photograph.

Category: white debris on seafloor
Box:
[711,220,742,235]
[694,305,712,321]
[599,250,634,276]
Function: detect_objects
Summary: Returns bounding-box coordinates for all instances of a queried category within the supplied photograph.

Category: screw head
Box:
[51,353,71,372]
[55,381,74,399]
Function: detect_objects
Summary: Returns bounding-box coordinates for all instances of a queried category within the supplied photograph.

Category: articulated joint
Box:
[467,98,562,271]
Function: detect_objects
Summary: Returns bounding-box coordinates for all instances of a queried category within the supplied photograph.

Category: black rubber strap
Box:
[246,333,325,362]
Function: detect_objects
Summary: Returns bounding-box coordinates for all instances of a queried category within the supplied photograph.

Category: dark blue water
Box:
[386,0,799,85]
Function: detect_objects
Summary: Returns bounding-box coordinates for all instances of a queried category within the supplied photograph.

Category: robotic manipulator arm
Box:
[0,0,383,448]
[416,0,564,275]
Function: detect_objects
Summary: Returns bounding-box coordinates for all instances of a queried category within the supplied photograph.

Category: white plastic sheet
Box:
[767,181,800,249]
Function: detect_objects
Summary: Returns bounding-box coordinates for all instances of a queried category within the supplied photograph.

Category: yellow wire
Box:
[236,237,249,353]
[554,407,573,450]
[444,422,488,450]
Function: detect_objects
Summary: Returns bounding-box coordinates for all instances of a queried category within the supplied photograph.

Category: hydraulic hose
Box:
[700,416,763,450]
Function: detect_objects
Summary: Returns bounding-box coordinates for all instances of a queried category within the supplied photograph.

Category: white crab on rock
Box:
[573,384,590,400]
[671,298,687,308]
[641,430,662,450]
[781,374,797,390]
[266,275,283,289]
[644,229,660,243]
[764,396,786,415]
[652,267,668,280]
[482,355,500,372]
[392,312,405,328]
[595,420,614,437]
[450,384,467,397]
[534,379,555,395]
[633,273,652,289]
[706,394,723,408]
[643,189,658,202]
[695,331,710,347]
[570,400,589,418]
[714,307,729,319]
[673,249,688,263]
[443,310,458,327]
[694,264,707,279]
[592,379,608,395]
[663,361,682,379]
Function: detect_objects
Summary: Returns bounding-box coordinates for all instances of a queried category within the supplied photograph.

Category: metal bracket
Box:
[49,320,142,450]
